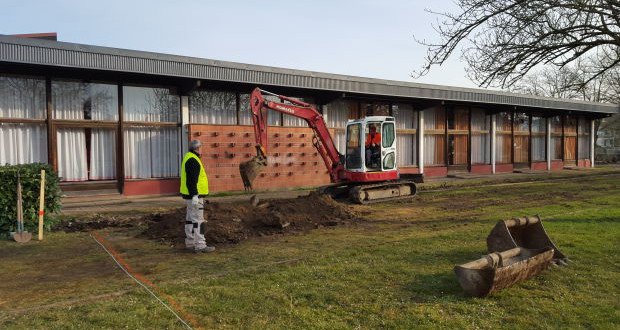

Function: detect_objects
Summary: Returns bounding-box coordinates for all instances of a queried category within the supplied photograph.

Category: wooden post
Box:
[38,169,46,241]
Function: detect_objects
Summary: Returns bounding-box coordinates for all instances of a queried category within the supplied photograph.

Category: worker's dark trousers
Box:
[185,199,207,250]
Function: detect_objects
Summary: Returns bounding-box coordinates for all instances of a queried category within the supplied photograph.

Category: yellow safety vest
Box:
[180,152,209,195]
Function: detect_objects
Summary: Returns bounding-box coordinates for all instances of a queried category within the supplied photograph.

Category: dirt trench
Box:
[142,192,361,246]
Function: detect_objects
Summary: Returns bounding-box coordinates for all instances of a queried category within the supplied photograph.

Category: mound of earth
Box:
[142,192,360,246]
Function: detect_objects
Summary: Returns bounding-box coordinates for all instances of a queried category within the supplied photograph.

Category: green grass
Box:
[1,171,619,329]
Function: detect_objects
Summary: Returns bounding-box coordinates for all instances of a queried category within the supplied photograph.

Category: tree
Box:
[416,0,620,89]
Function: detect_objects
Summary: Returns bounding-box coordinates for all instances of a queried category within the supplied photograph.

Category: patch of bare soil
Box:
[56,214,138,232]
[142,192,361,246]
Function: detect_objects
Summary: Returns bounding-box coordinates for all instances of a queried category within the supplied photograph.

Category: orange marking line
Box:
[92,231,201,329]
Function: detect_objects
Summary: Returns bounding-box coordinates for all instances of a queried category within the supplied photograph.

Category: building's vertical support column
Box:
[45,78,56,170]
[117,84,125,194]
[547,117,552,171]
[181,95,190,157]
[418,109,424,174]
[590,119,595,168]
[491,113,496,174]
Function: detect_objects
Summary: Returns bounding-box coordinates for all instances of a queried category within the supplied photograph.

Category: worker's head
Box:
[369,125,377,133]
[189,140,202,152]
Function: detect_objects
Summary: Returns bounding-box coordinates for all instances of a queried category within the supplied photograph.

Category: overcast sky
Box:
[1,0,479,88]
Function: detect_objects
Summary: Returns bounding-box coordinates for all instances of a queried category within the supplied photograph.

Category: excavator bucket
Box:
[454,247,554,297]
[239,156,267,190]
[487,215,567,264]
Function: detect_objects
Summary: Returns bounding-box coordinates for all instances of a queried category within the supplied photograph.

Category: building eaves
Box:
[0,34,618,114]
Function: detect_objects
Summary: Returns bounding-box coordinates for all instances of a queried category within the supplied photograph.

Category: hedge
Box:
[0,163,62,237]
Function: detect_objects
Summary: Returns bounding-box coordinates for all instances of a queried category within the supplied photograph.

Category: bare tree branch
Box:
[415,0,620,90]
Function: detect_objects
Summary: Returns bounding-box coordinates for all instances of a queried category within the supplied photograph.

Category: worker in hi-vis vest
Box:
[180,140,215,253]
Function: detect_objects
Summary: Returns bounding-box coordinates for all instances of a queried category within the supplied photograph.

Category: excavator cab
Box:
[345,116,397,173]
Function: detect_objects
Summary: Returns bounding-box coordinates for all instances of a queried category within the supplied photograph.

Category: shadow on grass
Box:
[401,246,486,302]
[404,271,469,303]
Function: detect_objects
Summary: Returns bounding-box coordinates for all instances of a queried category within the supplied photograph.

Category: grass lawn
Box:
[1,170,618,329]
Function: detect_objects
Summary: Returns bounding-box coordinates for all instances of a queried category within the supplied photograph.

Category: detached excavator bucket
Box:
[454,247,554,297]
[487,215,567,264]
[239,156,267,190]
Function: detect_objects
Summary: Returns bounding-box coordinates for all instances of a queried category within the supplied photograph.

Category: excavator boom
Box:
[240,88,344,190]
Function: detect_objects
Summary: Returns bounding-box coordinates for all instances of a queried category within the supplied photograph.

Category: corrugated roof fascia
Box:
[0,34,618,114]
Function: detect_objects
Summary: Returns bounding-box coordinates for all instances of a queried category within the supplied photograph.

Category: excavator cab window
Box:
[381,122,396,170]
[345,123,362,169]
[365,122,382,170]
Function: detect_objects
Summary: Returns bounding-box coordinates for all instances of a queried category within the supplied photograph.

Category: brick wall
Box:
[531,162,547,171]
[188,124,332,192]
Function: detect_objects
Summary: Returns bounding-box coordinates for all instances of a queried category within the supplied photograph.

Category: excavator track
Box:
[320,181,417,204]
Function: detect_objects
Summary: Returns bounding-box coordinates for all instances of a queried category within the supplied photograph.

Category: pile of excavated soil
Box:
[142,192,361,246]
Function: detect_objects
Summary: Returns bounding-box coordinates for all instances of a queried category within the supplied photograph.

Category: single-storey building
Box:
[1,34,618,195]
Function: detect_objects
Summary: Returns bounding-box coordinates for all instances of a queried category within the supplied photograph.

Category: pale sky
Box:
[1,0,478,88]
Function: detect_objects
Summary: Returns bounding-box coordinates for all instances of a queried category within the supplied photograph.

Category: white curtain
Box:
[123,86,180,179]
[324,100,349,128]
[531,117,546,161]
[397,134,415,165]
[90,129,116,180]
[190,90,237,124]
[56,128,88,181]
[283,114,306,127]
[0,76,47,165]
[124,127,180,179]
[423,107,444,165]
[0,123,47,165]
[238,94,253,126]
[90,84,118,180]
[394,104,417,166]
[471,109,490,164]
[53,81,88,181]
[471,134,490,164]
[532,136,546,161]
[578,117,590,159]
[0,76,45,119]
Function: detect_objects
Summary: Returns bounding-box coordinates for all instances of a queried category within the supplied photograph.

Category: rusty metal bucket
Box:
[239,155,267,190]
[487,215,567,264]
[454,247,554,297]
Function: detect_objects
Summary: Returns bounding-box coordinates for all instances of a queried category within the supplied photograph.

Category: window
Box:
[393,103,417,166]
[447,107,468,165]
[513,112,529,163]
[0,75,47,165]
[578,117,590,159]
[531,116,546,162]
[564,115,577,161]
[382,122,395,147]
[123,86,180,179]
[52,81,118,181]
[550,116,562,160]
[239,93,253,126]
[423,107,446,166]
[496,112,513,164]
[324,100,352,154]
[471,108,490,164]
[283,97,314,127]
[346,123,362,169]
[190,90,236,124]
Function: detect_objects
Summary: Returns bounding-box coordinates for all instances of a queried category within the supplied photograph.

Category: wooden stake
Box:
[38,170,46,241]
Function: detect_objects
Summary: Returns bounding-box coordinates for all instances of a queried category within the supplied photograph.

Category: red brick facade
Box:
[188,124,332,192]
[424,166,448,177]
[470,164,493,174]
[495,164,514,173]
[123,178,180,196]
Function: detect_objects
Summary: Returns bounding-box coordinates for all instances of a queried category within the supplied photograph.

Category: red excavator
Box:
[239,87,417,203]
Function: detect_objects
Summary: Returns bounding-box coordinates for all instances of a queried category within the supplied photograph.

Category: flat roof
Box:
[0,34,618,115]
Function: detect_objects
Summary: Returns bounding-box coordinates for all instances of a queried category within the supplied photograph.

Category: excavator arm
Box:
[240,88,344,190]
